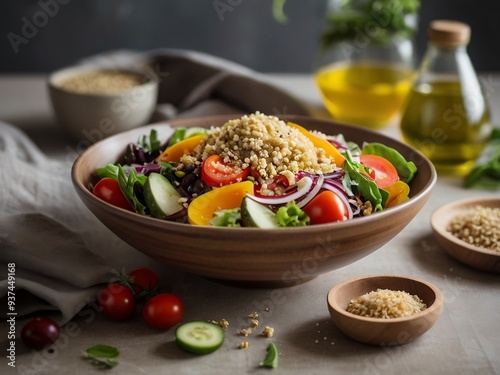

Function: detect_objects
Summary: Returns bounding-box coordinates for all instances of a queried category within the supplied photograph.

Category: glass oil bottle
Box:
[400,20,491,176]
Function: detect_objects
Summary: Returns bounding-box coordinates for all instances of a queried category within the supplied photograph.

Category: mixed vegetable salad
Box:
[93,115,417,227]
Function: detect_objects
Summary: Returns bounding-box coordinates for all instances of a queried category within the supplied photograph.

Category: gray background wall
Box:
[1,0,499,74]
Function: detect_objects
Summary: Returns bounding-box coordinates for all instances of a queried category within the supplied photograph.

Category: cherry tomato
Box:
[93,177,133,211]
[359,155,399,189]
[201,155,250,188]
[128,267,160,294]
[21,317,60,350]
[143,293,184,329]
[302,190,348,225]
[98,284,136,321]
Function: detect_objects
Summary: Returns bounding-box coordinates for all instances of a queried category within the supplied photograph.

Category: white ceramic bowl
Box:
[48,65,158,142]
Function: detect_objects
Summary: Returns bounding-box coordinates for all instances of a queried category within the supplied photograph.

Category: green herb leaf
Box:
[138,129,161,154]
[464,135,500,189]
[86,344,120,358]
[320,0,420,48]
[276,201,310,227]
[272,0,288,24]
[211,208,242,227]
[259,343,279,369]
[84,344,119,369]
[342,152,383,211]
[116,164,148,214]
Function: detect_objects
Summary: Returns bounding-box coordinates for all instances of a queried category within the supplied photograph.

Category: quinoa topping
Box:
[346,289,427,319]
[447,206,500,252]
[181,112,338,181]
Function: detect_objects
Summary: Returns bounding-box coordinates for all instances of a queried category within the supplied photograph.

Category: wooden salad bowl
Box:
[72,115,437,287]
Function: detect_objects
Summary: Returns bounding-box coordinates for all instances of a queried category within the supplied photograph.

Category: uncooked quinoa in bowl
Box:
[48,65,158,141]
[431,197,500,273]
[327,275,443,345]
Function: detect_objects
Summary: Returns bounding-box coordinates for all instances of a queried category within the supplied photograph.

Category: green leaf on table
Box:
[259,343,279,368]
[86,344,120,358]
[464,129,500,189]
[84,344,120,369]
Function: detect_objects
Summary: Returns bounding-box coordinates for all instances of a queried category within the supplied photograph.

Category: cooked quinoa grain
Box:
[261,326,275,338]
[346,289,427,319]
[185,112,338,181]
[447,206,500,252]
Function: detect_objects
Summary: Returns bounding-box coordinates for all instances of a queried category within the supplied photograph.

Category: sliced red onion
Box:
[321,182,354,220]
[165,207,187,221]
[296,174,324,208]
[323,179,348,198]
[246,176,314,205]
[323,170,345,180]
[327,139,348,151]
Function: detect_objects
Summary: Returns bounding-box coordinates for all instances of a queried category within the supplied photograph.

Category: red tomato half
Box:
[143,293,184,329]
[93,177,133,211]
[359,155,399,189]
[302,190,348,225]
[201,155,250,188]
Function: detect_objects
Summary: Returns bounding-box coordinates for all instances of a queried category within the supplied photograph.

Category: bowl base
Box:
[209,275,317,289]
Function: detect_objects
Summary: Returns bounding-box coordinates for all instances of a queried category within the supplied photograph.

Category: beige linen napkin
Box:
[0,123,115,325]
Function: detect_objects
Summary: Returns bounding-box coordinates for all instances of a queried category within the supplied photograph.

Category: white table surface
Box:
[1,73,500,375]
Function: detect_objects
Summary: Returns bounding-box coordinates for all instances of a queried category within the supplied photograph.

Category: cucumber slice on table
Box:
[143,173,183,219]
[241,196,279,228]
[175,321,225,355]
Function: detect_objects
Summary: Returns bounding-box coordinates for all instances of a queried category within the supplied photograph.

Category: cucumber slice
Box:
[143,173,183,219]
[175,321,225,355]
[240,196,279,228]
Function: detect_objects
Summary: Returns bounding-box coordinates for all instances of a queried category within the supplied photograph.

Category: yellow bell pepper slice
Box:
[383,180,410,208]
[188,181,255,226]
[287,122,345,167]
[157,134,206,163]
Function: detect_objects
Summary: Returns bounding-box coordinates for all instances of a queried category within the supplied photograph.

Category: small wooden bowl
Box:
[431,197,500,273]
[327,274,443,346]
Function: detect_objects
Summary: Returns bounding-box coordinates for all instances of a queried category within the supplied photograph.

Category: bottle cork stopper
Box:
[428,20,471,48]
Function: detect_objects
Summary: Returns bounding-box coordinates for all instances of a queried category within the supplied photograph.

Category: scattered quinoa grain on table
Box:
[346,289,427,319]
[447,206,500,252]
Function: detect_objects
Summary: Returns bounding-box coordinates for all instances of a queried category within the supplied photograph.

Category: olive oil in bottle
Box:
[400,20,491,176]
